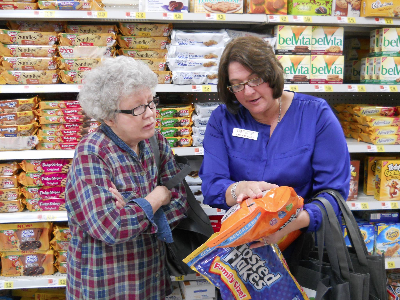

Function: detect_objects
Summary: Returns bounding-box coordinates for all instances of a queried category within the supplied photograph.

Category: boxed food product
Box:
[376,28,400,57]
[38,100,80,110]
[0,57,57,71]
[0,199,24,213]
[0,2,38,9]
[119,23,173,37]
[19,159,72,173]
[311,26,344,55]
[0,136,38,151]
[287,0,332,15]
[375,57,400,84]
[310,55,344,84]
[119,48,168,59]
[0,111,35,126]
[0,162,20,176]
[24,198,66,212]
[332,0,361,17]
[18,172,68,187]
[0,123,37,137]
[166,136,193,147]
[7,21,66,33]
[179,280,215,300]
[66,24,117,34]
[364,211,400,223]
[0,250,55,276]
[0,30,57,45]
[375,159,400,201]
[245,0,287,14]
[138,58,166,71]
[344,60,361,83]
[0,97,38,113]
[142,0,189,12]
[116,36,170,49]
[274,25,312,55]
[154,71,172,84]
[375,223,400,257]
[58,33,116,47]
[167,46,223,60]
[58,46,115,59]
[360,0,400,17]
[277,55,310,84]
[0,70,59,85]
[167,58,219,71]
[343,223,374,253]
[0,175,18,189]
[170,30,230,47]
[0,44,57,58]
[22,186,65,200]
[193,0,243,13]
[347,160,360,201]
[36,142,79,150]
[38,0,104,10]
[344,37,370,51]
[344,48,369,60]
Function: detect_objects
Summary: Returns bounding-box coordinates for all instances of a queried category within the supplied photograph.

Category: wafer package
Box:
[0,188,20,200]
[19,159,72,173]
[184,240,308,300]
[1,250,55,276]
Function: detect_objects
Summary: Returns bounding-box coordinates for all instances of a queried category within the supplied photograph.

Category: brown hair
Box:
[218,36,284,114]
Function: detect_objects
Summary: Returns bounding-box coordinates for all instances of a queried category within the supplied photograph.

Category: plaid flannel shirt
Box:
[66,125,189,300]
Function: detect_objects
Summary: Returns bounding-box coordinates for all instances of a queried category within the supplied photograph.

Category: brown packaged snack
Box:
[59,32,116,47]
[0,199,24,213]
[57,57,101,71]
[118,48,168,59]
[160,127,193,137]
[36,142,79,150]
[24,198,66,212]
[38,0,104,10]
[347,160,360,201]
[55,250,67,263]
[36,108,84,117]
[0,97,38,113]
[39,135,81,143]
[0,250,55,276]
[116,36,170,49]
[0,123,38,137]
[137,58,166,71]
[154,71,172,84]
[39,114,88,124]
[18,172,67,187]
[0,111,35,126]
[0,2,38,9]
[58,46,115,58]
[50,238,69,250]
[38,128,84,137]
[1,57,57,71]
[53,224,71,241]
[0,222,52,251]
[59,70,85,84]
[0,175,19,188]
[66,24,117,34]
[0,161,20,176]
[0,44,57,58]
[41,122,84,131]
[166,136,193,147]
[22,186,65,200]
[55,261,67,274]
[0,187,20,200]
[7,21,66,32]
[160,117,193,127]
[0,30,57,45]
[19,159,72,173]
[1,70,59,84]
[39,100,80,110]
[0,136,39,151]
[119,23,173,37]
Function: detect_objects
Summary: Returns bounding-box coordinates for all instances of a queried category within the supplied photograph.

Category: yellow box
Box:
[375,159,400,201]
[361,0,400,17]
[363,156,396,195]
[245,0,287,14]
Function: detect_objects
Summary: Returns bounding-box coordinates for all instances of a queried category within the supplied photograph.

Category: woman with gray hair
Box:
[65,56,189,300]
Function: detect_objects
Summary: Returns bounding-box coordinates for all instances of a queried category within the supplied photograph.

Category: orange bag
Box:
[206,186,304,249]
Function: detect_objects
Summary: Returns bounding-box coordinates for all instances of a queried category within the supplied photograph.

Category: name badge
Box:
[232,128,258,140]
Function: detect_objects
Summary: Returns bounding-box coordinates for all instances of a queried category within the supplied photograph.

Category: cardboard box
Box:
[332,0,360,16]
[141,0,189,12]
[277,54,310,83]
[274,25,312,55]
[378,28,400,57]
[374,223,400,257]
[288,0,332,16]
[344,38,370,51]
[361,0,400,17]
[347,160,360,200]
[375,159,400,201]
[360,57,373,83]
[193,0,243,13]
[311,26,344,55]
[375,57,400,84]
[179,280,216,299]
[245,0,287,14]
[310,55,344,84]
[363,156,396,195]
[344,60,361,83]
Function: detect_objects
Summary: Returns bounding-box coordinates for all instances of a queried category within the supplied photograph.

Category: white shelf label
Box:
[367,145,385,152]
[379,85,390,92]
[268,15,280,22]
[191,85,202,92]
[194,147,204,155]
[349,202,369,210]
[314,85,324,92]
[162,12,183,20]
[337,17,348,23]
[48,278,58,286]
[0,281,13,289]
[375,17,385,24]
[381,202,391,209]
[205,13,217,20]
[292,15,303,22]
[347,85,357,92]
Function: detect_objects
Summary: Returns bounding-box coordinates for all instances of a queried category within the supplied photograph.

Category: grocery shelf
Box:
[386,257,400,270]
[346,138,400,153]
[0,150,74,160]
[283,84,400,93]
[0,273,66,290]
[347,192,400,211]
[0,210,68,224]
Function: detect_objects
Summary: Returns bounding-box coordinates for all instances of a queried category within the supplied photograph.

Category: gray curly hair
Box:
[78,56,158,122]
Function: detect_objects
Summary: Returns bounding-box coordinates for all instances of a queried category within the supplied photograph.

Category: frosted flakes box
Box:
[360,0,400,17]
[245,0,287,14]
[375,159,400,201]
[288,0,332,16]
[274,25,312,55]
[276,54,310,83]
[311,26,344,55]
[310,55,344,84]
[375,223,400,257]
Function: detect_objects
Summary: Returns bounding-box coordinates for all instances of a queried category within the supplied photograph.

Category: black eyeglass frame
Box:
[115,97,160,116]
[227,77,264,93]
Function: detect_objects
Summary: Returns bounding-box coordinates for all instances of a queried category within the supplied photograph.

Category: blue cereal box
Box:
[374,223,400,257]
[343,223,375,254]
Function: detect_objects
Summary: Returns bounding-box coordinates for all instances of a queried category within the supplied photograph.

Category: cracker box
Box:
[375,57,400,84]
[245,0,287,14]
[274,25,312,55]
[361,0,400,17]
[344,37,370,51]
[311,26,344,55]
[288,0,332,15]
[332,0,361,16]
[343,223,374,254]
[142,0,189,12]
[344,60,361,83]
[374,223,400,257]
[310,55,344,84]
[347,160,360,201]
[375,159,400,201]
[179,280,216,299]
[364,156,397,195]
[193,0,243,13]
[277,55,310,83]
[378,28,400,57]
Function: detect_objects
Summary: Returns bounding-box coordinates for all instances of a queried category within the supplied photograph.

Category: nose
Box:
[243,83,256,95]
[142,105,154,118]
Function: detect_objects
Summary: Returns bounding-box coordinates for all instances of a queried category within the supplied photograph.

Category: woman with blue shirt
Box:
[199,36,350,256]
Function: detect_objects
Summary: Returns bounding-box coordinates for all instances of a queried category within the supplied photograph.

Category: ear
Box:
[103,118,115,127]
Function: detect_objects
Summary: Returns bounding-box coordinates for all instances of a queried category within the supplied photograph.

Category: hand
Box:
[249,231,286,249]
[147,186,172,207]
[236,181,279,203]
[109,182,125,209]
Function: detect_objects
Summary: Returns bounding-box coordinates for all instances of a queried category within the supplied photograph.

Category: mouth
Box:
[143,122,155,130]
[248,97,261,104]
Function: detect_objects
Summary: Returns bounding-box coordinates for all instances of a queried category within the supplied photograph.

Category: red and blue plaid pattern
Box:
[66,128,188,299]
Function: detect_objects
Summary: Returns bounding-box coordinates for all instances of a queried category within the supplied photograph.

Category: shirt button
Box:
[140,171,145,176]
[155,273,159,278]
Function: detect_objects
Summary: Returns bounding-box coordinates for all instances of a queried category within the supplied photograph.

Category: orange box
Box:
[245,0,287,14]
[375,159,400,201]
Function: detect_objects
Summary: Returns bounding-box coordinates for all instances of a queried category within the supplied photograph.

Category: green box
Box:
[288,0,332,16]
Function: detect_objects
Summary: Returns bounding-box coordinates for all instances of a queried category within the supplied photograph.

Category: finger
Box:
[109,187,123,201]
[249,241,265,249]
[115,201,124,209]
[110,182,117,189]
[259,181,279,191]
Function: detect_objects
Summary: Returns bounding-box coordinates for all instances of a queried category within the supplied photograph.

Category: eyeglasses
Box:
[227,77,264,93]
[115,97,159,116]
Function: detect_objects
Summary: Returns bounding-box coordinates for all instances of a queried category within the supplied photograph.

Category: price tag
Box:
[375,17,385,24]
[381,202,391,209]
[48,279,58,286]
[303,16,312,22]
[175,275,184,281]
[44,11,55,17]
[216,14,226,20]
[348,17,356,23]
[292,15,303,22]
[389,85,398,92]
[191,85,202,92]
[314,85,324,92]
[391,202,399,209]
[268,15,280,22]
[385,18,394,24]
[387,261,396,269]
[173,13,183,20]
[324,85,333,92]
[360,203,369,210]
[379,85,390,92]
[136,45,149,49]
[202,85,212,92]
[357,85,366,92]
[347,85,357,92]
[280,16,288,22]
[46,214,56,221]
[337,16,347,23]
[289,85,298,92]
[136,12,146,19]
[58,278,67,286]
[377,145,385,152]
[0,281,13,289]
[96,11,108,18]
[195,147,204,155]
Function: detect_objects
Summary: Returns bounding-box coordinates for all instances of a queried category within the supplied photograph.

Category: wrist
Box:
[231,181,246,201]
